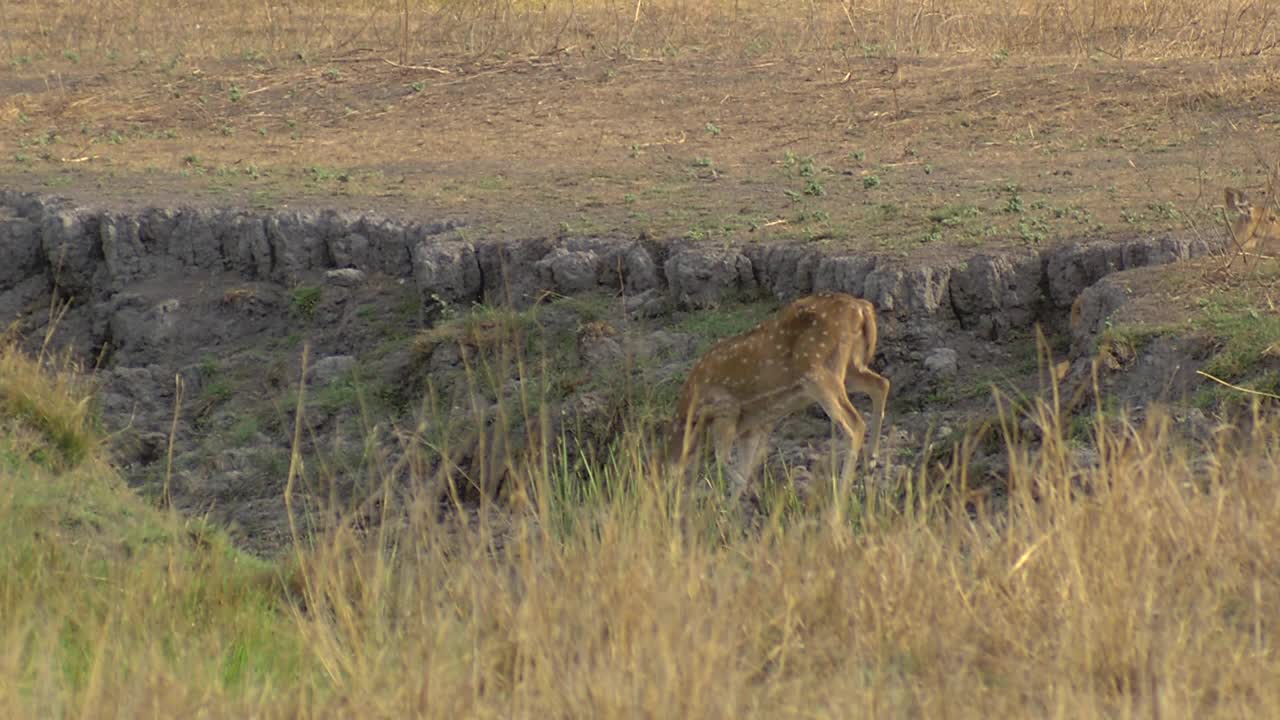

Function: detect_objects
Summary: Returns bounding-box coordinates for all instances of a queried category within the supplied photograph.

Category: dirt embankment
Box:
[0,189,1229,553]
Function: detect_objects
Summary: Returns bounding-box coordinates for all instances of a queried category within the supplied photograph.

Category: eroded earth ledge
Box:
[0,189,1227,553]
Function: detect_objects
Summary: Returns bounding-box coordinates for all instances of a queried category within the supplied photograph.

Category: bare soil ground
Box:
[4,49,1279,261]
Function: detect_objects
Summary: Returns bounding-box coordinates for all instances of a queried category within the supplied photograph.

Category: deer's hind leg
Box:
[804,369,869,494]
[845,366,890,467]
[709,414,751,499]
[734,425,775,493]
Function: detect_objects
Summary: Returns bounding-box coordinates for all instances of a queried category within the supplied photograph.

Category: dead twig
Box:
[1196,370,1280,401]
[381,58,451,74]
[630,130,687,149]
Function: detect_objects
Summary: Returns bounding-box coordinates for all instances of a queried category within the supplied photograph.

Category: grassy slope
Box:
[1091,258,1280,408]
[5,332,1280,717]
[0,340,310,716]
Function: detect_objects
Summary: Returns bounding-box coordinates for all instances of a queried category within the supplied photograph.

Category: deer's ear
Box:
[1225,187,1251,213]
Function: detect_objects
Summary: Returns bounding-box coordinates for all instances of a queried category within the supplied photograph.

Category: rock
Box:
[749,244,819,299]
[1068,278,1133,357]
[429,342,464,373]
[1044,241,1136,310]
[361,214,410,277]
[863,265,953,317]
[559,391,618,454]
[142,206,223,271]
[107,295,184,362]
[41,205,103,297]
[597,242,660,294]
[99,210,147,287]
[329,232,371,270]
[949,251,1043,338]
[923,348,959,380]
[536,247,599,294]
[620,243,660,293]
[325,268,367,287]
[115,430,171,468]
[0,275,50,325]
[412,238,482,306]
[265,210,329,283]
[626,329,697,367]
[625,288,669,318]
[0,215,44,293]
[475,238,553,307]
[664,247,756,309]
[217,212,273,279]
[577,321,623,367]
[813,254,876,297]
[367,345,414,395]
[309,355,357,385]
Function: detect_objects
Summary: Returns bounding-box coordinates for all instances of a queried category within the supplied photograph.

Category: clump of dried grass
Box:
[8,323,1280,717]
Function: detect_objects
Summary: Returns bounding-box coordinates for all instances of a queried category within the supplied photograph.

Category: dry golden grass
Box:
[5,0,1279,66]
[4,330,1280,717]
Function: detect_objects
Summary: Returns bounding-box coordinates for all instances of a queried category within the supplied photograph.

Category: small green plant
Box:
[863,175,881,189]
[704,122,721,136]
[200,378,232,404]
[324,67,341,81]
[410,81,425,93]
[306,166,350,183]
[849,150,866,162]
[804,179,826,197]
[1147,201,1179,220]
[1017,219,1047,243]
[1005,188,1025,214]
[795,209,831,223]
[929,204,981,226]
[693,157,713,168]
[290,286,323,320]
[229,85,242,102]
[229,416,260,445]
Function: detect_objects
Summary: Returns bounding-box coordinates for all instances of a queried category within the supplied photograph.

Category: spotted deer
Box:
[666,292,890,497]
[1224,187,1280,259]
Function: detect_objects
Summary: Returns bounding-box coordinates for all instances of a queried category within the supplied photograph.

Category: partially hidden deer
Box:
[1224,186,1280,260]
[666,291,890,498]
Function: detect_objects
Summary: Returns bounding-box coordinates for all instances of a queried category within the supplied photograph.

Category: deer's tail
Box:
[861,299,879,368]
